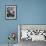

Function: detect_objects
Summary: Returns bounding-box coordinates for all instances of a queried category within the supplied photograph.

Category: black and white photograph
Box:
[5,5,16,20]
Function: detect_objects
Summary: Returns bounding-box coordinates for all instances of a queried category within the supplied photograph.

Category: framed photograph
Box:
[5,5,16,20]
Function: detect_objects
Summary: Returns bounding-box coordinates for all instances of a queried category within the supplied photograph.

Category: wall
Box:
[0,0,46,44]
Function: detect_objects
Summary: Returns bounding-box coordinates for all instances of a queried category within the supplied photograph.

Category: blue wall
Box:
[0,0,46,44]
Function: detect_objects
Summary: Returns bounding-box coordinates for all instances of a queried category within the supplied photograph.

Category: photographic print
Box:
[18,24,46,41]
[5,5,16,20]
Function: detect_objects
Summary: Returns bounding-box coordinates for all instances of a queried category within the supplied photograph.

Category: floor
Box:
[0,44,18,46]
[0,40,46,46]
[19,39,46,46]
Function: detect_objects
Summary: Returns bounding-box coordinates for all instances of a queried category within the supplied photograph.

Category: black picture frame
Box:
[5,5,16,20]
